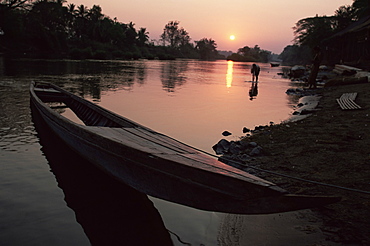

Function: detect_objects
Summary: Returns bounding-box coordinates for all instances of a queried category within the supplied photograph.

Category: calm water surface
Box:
[0,58,329,245]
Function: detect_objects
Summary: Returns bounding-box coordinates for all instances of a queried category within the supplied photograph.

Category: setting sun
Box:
[229,35,235,40]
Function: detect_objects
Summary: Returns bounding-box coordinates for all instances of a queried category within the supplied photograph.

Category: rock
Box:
[254,125,264,131]
[222,130,232,136]
[249,146,263,156]
[248,142,258,147]
[239,154,251,162]
[212,139,231,155]
[239,140,250,148]
[228,141,242,154]
[214,138,266,159]
[242,127,250,133]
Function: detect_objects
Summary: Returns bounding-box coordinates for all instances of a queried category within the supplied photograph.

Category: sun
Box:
[229,35,235,40]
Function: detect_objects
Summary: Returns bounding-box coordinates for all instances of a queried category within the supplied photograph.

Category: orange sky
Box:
[69,0,353,54]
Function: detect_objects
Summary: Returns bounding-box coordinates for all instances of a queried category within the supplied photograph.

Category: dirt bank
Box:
[242,82,370,245]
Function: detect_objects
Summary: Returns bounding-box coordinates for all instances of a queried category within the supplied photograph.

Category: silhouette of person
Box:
[251,64,260,82]
[249,82,258,100]
[308,46,322,89]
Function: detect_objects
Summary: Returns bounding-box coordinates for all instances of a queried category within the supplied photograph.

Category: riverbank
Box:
[241,81,369,244]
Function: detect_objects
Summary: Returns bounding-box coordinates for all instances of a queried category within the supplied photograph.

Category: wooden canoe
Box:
[30,82,340,214]
[270,62,280,67]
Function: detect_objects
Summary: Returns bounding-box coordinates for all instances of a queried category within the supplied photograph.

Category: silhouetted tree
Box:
[74,4,89,40]
[123,21,137,46]
[86,5,105,41]
[293,15,335,48]
[0,0,33,11]
[333,5,357,31]
[137,27,149,46]
[26,0,69,56]
[0,1,211,60]
[160,21,190,48]
[353,0,370,19]
[195,38,217,60]
[0,0,29,51]
[88,5,103,22]
[279,45,311,65]
[233,45,271,62]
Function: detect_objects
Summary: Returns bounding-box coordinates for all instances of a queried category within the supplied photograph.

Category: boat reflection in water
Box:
[32,106,173,246]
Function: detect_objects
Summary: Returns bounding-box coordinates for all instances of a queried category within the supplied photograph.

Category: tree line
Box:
[4,0,362,64]
[280,0,369,65]
[0,0,222,60]
[226,45,272,63]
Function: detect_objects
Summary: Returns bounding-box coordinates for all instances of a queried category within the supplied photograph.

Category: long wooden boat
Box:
[30,82,340,214]
[270,62,280,67]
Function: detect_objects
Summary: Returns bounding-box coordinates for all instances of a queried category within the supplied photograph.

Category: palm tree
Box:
[56,0,67,5]
[124,22,137,45]
[67,3,76,15]
[137,27,149,46]
[76,4,88,18]
[65,4,76,38]
[74,4,89,39]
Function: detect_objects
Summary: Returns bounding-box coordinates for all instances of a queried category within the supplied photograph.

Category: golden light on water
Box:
[226,60,233,88]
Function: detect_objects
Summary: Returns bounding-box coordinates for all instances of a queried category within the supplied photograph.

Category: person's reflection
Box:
[249,82,258,100]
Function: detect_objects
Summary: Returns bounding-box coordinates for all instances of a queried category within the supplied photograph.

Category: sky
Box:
[69,0,354,54]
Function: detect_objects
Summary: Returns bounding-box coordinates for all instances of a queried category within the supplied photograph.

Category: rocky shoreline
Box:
[213,73,370,244]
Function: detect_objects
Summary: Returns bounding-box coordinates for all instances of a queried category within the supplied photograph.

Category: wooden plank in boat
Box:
[179,153,275,185]
[179,153,276,185]
[123,127,198,154]
[85,126,179,155]
[154,153,276,189]
[34,87,61,94]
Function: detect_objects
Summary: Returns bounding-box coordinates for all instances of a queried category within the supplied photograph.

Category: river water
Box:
[0,58,331,245]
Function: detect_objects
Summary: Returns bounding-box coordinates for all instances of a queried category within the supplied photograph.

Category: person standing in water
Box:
[251,64,260,82]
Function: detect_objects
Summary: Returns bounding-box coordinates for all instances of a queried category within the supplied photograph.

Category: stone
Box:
[222,130,232,136]
[212,139,231,155]
[242,127,250,133]
[249,146,263,156]
[239,140,250,148]
[239,154,251,161]
[228,141,242,154]
[248,142,258,147]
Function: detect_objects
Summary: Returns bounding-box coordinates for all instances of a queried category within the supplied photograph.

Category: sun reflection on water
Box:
[226,60,233,88]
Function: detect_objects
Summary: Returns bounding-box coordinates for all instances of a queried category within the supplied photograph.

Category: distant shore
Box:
[243,80,370,244]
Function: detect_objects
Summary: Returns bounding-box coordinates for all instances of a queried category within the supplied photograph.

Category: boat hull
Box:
[30,82,340,214]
